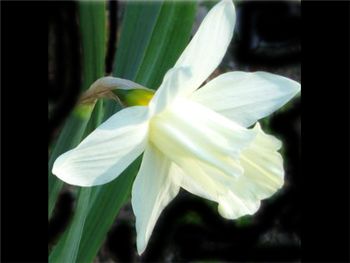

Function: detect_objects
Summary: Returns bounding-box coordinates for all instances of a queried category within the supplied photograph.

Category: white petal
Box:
[170,123,284,220]
[149,67,192,114]
[191,71,301,127]
[238,122,284,201]
[217,122,284,219]
[149,99,256,179]
[173,0,236,96]
[52,106,150,186]
[132,144,180,255]
[173,158,261,219]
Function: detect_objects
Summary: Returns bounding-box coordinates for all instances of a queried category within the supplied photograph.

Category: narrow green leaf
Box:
[49,188,92,263]
[103,2,163,118]
[48,1,106,219]
[135,1,198,89]
[113,2,162,81]
[49,112,92,218]
[75,157,142,262]
[53,2,197,262]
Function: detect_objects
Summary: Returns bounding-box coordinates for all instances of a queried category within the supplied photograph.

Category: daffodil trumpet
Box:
[53,0,300,255]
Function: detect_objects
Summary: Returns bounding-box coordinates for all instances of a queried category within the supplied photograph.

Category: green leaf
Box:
[113,2,162,81]
[135,1,198,89]
[48,0,106,222]
[49,188,92,263]
[49,112,92,218]
[102,1,163,118]
[49,1,106,262]
[72,158,142,262]
[50,2,197,262]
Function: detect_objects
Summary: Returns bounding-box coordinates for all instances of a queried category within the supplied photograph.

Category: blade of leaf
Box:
[135,1,199,89]
[48,0,106,219]
[113,1,162,81]
[49,111,92,218]
[49,188,92,263]
[103,1,163,118]
[50,2,197,262]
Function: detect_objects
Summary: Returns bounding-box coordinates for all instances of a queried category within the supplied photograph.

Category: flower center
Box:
[149,99,256,178]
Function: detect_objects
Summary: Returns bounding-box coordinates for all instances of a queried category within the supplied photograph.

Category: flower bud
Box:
[78,76,154,107]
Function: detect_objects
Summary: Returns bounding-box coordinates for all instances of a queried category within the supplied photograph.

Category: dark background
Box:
[1,1,349,263]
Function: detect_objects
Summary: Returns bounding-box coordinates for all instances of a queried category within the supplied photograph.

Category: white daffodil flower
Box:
[52,0,300,255]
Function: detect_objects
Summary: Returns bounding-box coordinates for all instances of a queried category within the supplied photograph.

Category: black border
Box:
[301,2,349,262]
[1,2,48,262]
[0,1,349,263]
